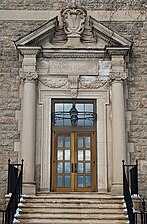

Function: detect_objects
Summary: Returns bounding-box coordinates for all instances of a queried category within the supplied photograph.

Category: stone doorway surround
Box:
[15,5,133,195]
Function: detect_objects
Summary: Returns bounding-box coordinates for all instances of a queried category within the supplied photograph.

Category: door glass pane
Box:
[57,150,63,160]
[86,176,91,187]
[57,162,63,173]
[65,176,70,187]
[65,136,70,148]
[78,150,84,161]
[85,136,91,148]
[78,176,84,187]
[57,176,62,187]
[64,162,70,173]
[85,163,91,173]
[78,137,83,148]
[65,150,70,160]
[78,162,84,173]
[58,136,63,147]
[85,150,91,161]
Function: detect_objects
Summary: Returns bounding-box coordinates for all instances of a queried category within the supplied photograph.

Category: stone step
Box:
[22,197,124,204]
[17,194,128,224]
[16,221,128,224]
[19,213,127,218]
[21,205,124,210]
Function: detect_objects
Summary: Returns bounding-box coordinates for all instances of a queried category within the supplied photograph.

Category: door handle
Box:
[71,163,77,173]
[75,163,77,173]
[71,163,74,173]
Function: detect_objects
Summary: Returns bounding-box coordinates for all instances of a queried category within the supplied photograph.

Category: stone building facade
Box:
[0,0,147,208]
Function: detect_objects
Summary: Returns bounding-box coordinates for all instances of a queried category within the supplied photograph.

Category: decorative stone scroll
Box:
[61,6,87,36]
[20,71,38,81]
[110,71,128,81]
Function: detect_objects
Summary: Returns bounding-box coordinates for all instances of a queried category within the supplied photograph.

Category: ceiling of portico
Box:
[15,6,133,50]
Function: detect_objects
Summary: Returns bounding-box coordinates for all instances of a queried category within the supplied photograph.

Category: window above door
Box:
[52,99,97,128]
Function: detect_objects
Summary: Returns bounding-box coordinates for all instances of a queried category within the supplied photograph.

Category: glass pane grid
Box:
[54,101,95,127]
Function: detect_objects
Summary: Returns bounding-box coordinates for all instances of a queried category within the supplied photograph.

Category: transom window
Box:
[52,100,96,127]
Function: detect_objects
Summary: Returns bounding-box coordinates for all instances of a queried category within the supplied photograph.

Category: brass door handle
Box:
[75,163,77,173]
[71,163,74,173]
[71,163,77,173]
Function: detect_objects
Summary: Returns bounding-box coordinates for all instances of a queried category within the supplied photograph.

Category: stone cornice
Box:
[106,47,131,57]
[42,49,106,58]
[17,46,42,56]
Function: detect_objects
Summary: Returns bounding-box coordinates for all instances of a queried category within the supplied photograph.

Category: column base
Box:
[23,182,36,195]
[111,183,123,196]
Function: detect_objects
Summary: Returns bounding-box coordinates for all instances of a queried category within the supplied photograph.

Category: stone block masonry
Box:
[0,0,147,10]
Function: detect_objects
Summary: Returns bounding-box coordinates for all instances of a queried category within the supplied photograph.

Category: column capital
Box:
[20,71,38,82]
[110,71,128,82]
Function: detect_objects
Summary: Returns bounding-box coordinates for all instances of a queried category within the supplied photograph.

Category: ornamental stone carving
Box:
[20,71,38,81]
[39,77,68,88]
[79,76,109,89]
[110,71,128,81]
[61,6,87,36]
[68,75,79,98]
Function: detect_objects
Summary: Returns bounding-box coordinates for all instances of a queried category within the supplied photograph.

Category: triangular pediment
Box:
[15,6,133,50]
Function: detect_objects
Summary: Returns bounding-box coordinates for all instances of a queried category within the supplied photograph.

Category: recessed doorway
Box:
[51,100,97,192]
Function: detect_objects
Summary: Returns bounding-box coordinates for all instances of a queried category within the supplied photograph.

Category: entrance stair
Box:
[15,193,129,224]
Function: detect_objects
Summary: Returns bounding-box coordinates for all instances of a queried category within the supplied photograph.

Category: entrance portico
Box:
[15,5,132,195]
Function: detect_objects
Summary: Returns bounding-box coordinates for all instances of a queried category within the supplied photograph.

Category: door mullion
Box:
[71,132,75,192]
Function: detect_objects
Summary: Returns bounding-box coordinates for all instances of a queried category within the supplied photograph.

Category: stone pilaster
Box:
[19,47,41,195]
[108,51,129,195]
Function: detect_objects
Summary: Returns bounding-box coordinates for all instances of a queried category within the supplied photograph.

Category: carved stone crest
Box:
[61,6,87,36]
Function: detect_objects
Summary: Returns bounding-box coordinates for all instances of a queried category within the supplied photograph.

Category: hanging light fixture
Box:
[69,104,78,126]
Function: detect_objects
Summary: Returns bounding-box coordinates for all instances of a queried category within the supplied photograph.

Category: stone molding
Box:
[43,51,105,58]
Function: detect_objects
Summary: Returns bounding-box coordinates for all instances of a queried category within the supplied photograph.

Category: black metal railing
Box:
[0,160,23,224]
[135,198,147,224]
[0,210,6,224]
[122,160,138,224]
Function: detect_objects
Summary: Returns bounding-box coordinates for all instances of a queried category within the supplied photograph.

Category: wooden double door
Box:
[52,132,96,192]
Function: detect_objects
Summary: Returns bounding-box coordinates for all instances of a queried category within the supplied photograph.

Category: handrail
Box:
[122,160,135,224]
[0,209,6,224]
[0,160,23,224]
